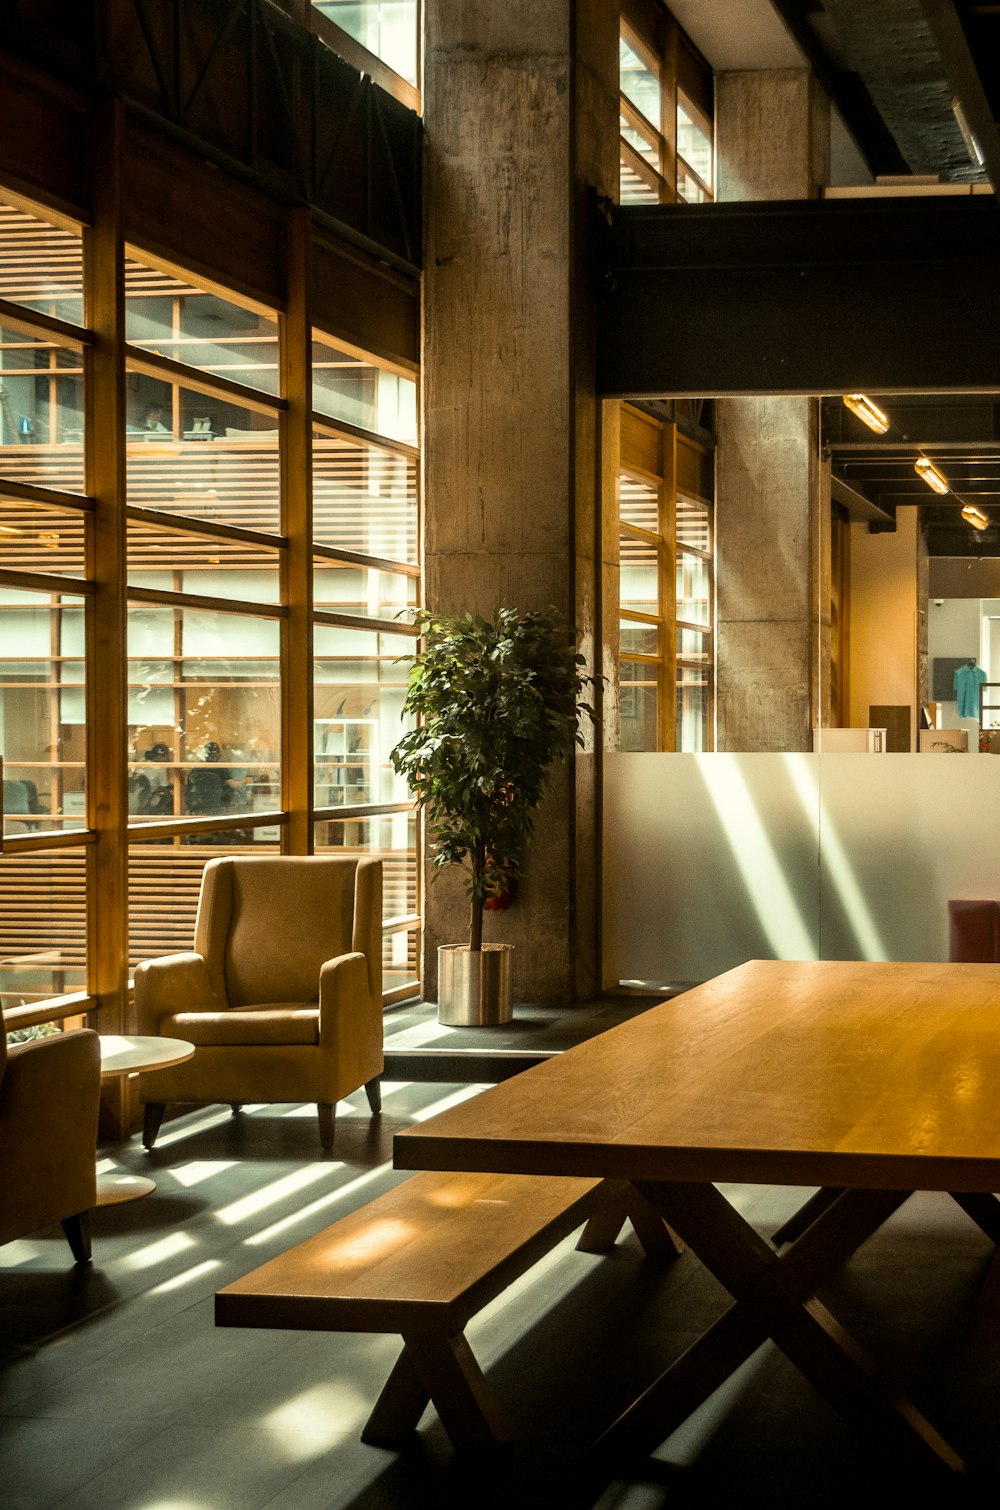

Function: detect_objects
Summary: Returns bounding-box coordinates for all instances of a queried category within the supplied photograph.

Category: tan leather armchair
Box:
[0,1027,101,1263]
[135,856,384,1151]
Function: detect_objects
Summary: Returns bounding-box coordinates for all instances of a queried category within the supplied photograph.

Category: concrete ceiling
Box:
[669,0,999,190]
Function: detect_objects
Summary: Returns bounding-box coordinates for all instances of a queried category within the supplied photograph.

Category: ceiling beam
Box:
[597,195,1000,396]
[918,0,1000,196]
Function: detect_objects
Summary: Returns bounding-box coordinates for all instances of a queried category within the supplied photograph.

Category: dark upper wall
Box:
[0,0,421,277]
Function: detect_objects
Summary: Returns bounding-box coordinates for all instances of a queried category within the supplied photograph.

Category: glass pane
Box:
[126,372,281,533]
[0,849,87,1007]
[128,839,280,971]
[620,533,658,616]
[620,472,658,532]
[0,587,87,833]
[125,255,279,396]
[312,1,419,87]
[619,660,658,752]
[0,325,85,493]
[677,161,711,205]
[678,626,711,663]
[314,810,419,977]
[677,664,709,752]
[620,111,660,172]
[620,155,662,205]
[314,431,417,564]
[620,618,658,656]
[314,560,417,621]
[678,98,713,188]
[312,336,417,445]
[677,551,711,627]
[128,517,281,603]
[0,495,86,577]
[0,197,84,327]
[313,625,414,808]
[677,495,711,551]
[620,37,660,126]
[128,606,280,823]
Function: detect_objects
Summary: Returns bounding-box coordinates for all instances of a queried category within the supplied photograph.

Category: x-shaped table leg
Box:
[593,1180,963,1474]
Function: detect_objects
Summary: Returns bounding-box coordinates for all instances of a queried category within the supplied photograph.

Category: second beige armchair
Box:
[135,855,384,1151]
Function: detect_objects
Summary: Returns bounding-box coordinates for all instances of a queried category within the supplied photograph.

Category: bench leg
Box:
[401,1331,510,1451]
[362,1344,431,1445]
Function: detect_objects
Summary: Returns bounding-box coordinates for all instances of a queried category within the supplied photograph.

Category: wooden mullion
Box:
[0,477,94,511]
[0,295,90,348]
[85,99,129,1134]
[123,346,287,416]
[281,208,313,855]
[312,411,419,462]
[312,541,420,576]
[312,608,419,636]
[660,420,677,752]
[126,585,288,617]
[126,503,287,551]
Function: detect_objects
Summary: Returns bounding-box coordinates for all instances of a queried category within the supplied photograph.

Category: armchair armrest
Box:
[0,1031,101,1220]
[134,951,220,1032]
[318,951,384,1086]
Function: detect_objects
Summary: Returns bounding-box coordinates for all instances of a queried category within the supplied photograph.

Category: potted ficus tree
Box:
[391,606,597,1025]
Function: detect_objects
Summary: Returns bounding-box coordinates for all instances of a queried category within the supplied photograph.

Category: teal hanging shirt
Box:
[954,661,987,718]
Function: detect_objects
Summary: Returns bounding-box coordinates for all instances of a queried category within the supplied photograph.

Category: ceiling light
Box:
[961,503,989,532]
[843,393,890,434]
[952,97,985,169]
[914,456,951,495]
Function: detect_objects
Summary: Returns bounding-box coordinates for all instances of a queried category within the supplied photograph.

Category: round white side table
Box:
[98,1034,194,1204]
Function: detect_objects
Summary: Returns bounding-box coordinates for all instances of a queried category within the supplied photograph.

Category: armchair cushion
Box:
[161,1007,320,1047]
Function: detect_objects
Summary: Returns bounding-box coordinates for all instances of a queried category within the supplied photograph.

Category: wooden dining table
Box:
[394,958,1000,1475]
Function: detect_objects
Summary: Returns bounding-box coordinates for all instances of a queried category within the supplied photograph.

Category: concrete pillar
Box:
[714,71,830,752]
[421,0,618,1000]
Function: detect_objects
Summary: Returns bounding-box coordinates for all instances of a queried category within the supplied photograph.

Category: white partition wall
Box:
[604,753,1000,984]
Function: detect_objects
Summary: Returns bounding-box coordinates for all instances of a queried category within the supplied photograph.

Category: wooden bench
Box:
[215,1168,679,1450]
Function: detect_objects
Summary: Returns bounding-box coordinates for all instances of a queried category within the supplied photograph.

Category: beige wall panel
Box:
[848,506,918,744]
[122,123,286,308]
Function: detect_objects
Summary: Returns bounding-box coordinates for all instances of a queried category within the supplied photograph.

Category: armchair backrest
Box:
[195,856,382,1008]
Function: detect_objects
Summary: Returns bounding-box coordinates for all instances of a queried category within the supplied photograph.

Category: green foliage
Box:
[390,607,598,951]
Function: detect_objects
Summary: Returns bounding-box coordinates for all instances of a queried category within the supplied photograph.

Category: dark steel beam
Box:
[597,196,1000,397]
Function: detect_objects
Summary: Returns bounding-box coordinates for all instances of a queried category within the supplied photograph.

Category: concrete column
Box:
[421,0,618,1000]
[714,71,830,752]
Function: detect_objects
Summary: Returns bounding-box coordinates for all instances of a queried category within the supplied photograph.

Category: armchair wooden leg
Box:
[318,1102,336,1149]
[142,1101,167,1150]
[364,1076,382,1115]
[230,1103,243,1116]
[61,1211,92,1265]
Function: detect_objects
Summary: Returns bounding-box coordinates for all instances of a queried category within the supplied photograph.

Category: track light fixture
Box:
[914,456,951,495]
[961,503,990,532]
[842,393,890,434]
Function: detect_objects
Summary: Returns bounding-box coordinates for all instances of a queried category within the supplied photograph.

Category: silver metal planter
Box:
[437,943,514,1027]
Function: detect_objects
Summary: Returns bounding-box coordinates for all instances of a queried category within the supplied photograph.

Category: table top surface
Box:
[99,1034,195,1076]
[395,959,1000,1192]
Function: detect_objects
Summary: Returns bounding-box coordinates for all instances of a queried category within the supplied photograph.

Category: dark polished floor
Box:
[3,998,1000,1508]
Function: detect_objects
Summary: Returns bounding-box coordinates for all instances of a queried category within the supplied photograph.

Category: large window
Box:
[0,188,421,1033]
[312,1,420,94]
[619,6,714,206]
[618,405,714,751]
